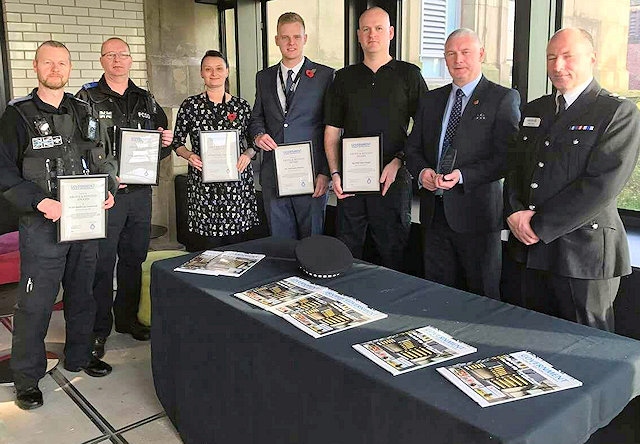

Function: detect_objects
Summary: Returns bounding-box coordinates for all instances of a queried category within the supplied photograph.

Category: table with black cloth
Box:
[151,237,640,444]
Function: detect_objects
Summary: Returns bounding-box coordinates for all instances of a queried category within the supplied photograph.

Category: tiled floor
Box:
[0,236,185,444]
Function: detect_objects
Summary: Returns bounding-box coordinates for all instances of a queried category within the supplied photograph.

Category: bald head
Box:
[357,6,394,58]
[546,27,596,94]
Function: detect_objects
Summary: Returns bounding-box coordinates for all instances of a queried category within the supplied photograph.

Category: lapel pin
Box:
[473,99,479,105]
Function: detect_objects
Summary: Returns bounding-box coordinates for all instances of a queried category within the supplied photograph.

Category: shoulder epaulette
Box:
[8,94,33,106]
[81,81,99,90]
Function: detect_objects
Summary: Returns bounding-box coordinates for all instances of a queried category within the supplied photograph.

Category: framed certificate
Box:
[57,175,108,243]
[273,141,315,197]
[118,128,162,185]
[341,135,382,193]
[199,130,241,183]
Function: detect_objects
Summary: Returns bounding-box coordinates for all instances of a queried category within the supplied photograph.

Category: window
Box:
[265,0,344,70]
[563,1,640,211]
[401,0,515,89]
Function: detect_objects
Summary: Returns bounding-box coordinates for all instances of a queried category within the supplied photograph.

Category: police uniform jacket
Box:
[0,89,117,213]
[76,75,169,165]
[504,80,640,279]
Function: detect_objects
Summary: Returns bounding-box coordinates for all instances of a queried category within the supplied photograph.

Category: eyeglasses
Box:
[101,52,132,60]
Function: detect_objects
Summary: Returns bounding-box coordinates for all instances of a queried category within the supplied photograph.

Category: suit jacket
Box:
[504,80,640,279]
[406,76,521,233]
[248,58,334,189]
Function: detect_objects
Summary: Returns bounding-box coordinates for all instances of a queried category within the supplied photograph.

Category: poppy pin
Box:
[305,69,316,78]
[227,112,237,122]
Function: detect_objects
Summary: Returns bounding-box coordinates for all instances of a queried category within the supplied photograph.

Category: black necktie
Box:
[557,94,566,117]
[439,88,464,171]
[285,70,294,109]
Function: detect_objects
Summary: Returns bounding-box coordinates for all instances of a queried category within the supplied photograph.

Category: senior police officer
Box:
[76,37,173,358]
[505,28,640,332]
[0,41,117,410]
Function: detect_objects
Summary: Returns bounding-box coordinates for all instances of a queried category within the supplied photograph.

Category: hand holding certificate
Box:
[57,175,108,242]
[200,130,241,183]
[341,136,382,193]
[118,129,162,185]
[273,141,315,197]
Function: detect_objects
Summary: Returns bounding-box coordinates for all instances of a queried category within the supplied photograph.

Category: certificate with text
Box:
[118,128,162,185]
[341,136,382,193]
[57,174,108,243]
[200,130,240,183]
[274,141,315,197]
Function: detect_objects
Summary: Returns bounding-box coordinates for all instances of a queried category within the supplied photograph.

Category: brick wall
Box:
[3,0,147,98]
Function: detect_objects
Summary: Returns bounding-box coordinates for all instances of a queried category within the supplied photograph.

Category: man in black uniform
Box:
[76,37,173,358]
[505,28,640,331]
[0,41,117,410]
[324,6,428,271]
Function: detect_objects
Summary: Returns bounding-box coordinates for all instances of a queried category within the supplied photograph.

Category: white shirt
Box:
[277,57,305,112]
[555,77,593,111]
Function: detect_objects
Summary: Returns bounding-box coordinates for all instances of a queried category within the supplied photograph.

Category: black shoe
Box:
[115,320,150,341]
[16,386,43,410]
[92,336,107,359]
[64,357,112,377]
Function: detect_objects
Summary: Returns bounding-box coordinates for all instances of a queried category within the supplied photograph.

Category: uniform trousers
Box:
[262,184,328,239]
[336,167,412,272]
[93,186,151,337]
[12,214,97,390]
[422,198,501,299]
[519,266,619,332]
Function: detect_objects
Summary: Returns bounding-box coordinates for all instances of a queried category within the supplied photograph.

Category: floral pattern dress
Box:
[172,93,259,237]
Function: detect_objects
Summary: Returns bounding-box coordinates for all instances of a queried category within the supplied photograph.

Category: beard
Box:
[39,74,68,90]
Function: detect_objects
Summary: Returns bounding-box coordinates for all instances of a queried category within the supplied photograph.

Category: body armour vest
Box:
[10,94,107,198]
[78,83,158,159]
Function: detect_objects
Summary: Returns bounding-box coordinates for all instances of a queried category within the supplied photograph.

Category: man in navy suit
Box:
[406,29,520,299]
[249,12,334,239]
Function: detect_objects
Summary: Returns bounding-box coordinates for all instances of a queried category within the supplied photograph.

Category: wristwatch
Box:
[393,151,406,164]
[331,171,340,177]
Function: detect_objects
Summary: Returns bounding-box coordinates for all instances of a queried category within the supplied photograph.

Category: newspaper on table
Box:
[234,276,325,311]
[274,287,387,338]
[352,326,477,376]
[174,250,265,277]
[436,350,583,407]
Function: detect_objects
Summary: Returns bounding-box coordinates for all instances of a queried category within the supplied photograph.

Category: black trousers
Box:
[519,266,619,332]
[93,186,151,337]
[336,167,412,272]
[422,198,501,299]
[12,214,97,390]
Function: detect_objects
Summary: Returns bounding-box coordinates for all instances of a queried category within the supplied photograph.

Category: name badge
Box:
[523,117,541,127]
[32,135,63,149]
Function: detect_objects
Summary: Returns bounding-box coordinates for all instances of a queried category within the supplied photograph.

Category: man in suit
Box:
[406,29,520,299]
[505,28,640,331]
[249,12,333,239]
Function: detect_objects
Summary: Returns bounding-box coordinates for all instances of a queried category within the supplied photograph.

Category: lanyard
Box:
[278,68,302,113]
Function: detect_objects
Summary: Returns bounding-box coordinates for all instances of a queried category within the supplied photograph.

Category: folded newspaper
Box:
[174,250,265,277]
[235,277,387,338]
[436,351,582,407]
[353,326,476,376]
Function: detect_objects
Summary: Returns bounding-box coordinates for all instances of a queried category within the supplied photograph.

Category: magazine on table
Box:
[274,288,387,338]
[436,351,583,407]
[352,326,477,376]
[174,250,265,277]
[234,276,325,310]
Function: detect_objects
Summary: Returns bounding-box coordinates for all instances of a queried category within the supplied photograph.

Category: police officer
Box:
[0,41,117,410]
[505,28,640,332]
[76,37,173,358]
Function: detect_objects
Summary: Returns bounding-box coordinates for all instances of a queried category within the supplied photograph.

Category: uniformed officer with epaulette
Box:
[0,41,118,410]
[505,28,640,332]
[76,37,173,358]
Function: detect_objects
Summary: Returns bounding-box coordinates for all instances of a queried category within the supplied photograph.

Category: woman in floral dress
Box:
[172,50,259,250]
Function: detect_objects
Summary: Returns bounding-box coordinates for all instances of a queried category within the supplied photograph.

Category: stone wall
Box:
[3,0,146,98]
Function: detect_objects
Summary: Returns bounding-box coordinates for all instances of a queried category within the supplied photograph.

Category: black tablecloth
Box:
[151,237,640,444]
